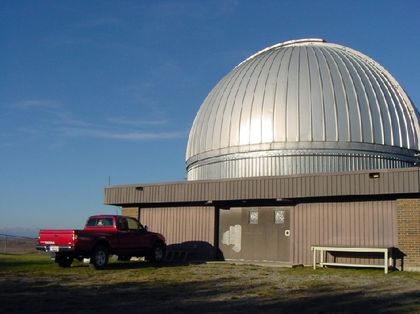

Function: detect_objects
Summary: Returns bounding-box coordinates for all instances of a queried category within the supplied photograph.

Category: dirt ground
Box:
[1,254,420,313]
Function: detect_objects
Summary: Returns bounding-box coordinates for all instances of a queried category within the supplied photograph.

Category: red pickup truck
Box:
[36,215,166,269]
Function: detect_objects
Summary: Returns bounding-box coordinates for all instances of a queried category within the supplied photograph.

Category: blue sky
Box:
[1,0,419,233]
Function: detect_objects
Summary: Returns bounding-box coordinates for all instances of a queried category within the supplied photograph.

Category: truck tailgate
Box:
[38,230,76,246]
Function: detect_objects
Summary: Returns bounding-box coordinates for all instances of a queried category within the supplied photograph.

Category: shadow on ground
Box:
[1,274,420,313]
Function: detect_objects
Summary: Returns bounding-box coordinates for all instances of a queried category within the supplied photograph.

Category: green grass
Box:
[1,253,420,313]
[2,253,420,281]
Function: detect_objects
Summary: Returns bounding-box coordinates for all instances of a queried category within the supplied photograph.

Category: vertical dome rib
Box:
[334,51,364,142]
[271,48,288,142]
[249,50,276,145]
[261,49,283,143]
[218,54,252,149]
[305,47,314,142]
[340,52,373,143]
[371,67,402,146]
[323,47,351,141]
[238,51,271,145]
[188,81,218,156]
[298,47,312,141]
[186,39,420,180]
[358,59,393,145]
[382,75,409,147]
[317,47,338,141]
[205,70,234,151]
[348,53,385,144]
[199,80,222,153]
[221,55,256,149]
[329,49,360,142]
[192,75,226,155]
[310,47,326,141]
[286,47,299,141]
[273,47,293,142]
[231,54,261,146]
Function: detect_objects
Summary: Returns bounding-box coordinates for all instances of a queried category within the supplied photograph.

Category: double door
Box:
[219,207,291,262]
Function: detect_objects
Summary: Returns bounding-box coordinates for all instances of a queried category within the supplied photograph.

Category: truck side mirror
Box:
[144,225,149,232]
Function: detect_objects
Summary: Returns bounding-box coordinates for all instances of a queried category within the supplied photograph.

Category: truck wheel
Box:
[91,245,109,269]
[55,255,73,268]
[148,244,166,263]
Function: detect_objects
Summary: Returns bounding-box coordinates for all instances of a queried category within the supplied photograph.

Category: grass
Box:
[1,253,420,313]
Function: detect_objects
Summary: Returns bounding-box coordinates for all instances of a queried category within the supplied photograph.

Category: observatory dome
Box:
[186,39,420,180]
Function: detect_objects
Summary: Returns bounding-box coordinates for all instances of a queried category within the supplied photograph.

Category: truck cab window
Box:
[86,218,113,227]
[127,218,140,230]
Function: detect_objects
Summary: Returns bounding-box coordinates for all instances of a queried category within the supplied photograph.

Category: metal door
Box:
[219,207,291,262]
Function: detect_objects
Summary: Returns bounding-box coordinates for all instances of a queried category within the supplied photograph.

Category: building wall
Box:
[396,199,420,271]
[122,206,215,245]
[122,207,139,220]
[123,206,216,260]
[217,200,397,266]
[292,200,398,266]
[122,199,420,269]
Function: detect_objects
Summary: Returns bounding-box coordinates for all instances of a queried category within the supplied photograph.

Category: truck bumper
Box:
[36,245,74,253]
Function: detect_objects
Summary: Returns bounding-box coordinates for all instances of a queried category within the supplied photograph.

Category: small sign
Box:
[275,210,285,224]
[249,211,258,224]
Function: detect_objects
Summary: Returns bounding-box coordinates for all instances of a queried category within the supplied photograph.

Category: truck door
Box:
[116,217,131,253]
[124,217,150,251]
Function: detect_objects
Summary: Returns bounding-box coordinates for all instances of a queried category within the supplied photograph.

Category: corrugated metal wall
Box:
[292,200,397,265]
[187,154,412,180]
[139,207,215,246]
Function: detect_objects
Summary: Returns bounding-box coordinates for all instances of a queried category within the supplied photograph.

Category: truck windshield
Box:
[86,218,114,227]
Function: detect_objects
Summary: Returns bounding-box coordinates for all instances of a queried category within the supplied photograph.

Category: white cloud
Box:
[8,99,185,143]
[13,99,62,110]
[60,127,186,140]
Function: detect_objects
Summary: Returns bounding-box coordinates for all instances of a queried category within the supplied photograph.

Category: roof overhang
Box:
[104,167,420,208]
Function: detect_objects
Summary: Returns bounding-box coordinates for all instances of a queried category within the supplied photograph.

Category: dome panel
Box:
[186,39,420,180]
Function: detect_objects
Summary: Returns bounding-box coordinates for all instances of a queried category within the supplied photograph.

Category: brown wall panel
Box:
[292,200,397,266]
[137,207,215,246]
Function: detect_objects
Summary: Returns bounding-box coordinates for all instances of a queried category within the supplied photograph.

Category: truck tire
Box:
[148,244,166,263]
[55,254,73,268]
[91,245,109,269]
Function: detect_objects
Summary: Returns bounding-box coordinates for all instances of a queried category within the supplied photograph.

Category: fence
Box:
[0,234,37,254]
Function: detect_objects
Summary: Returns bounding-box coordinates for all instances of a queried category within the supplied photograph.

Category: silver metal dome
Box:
[186,39,420,180]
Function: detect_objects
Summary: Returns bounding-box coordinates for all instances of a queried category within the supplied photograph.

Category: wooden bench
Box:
[311,245,392,274]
